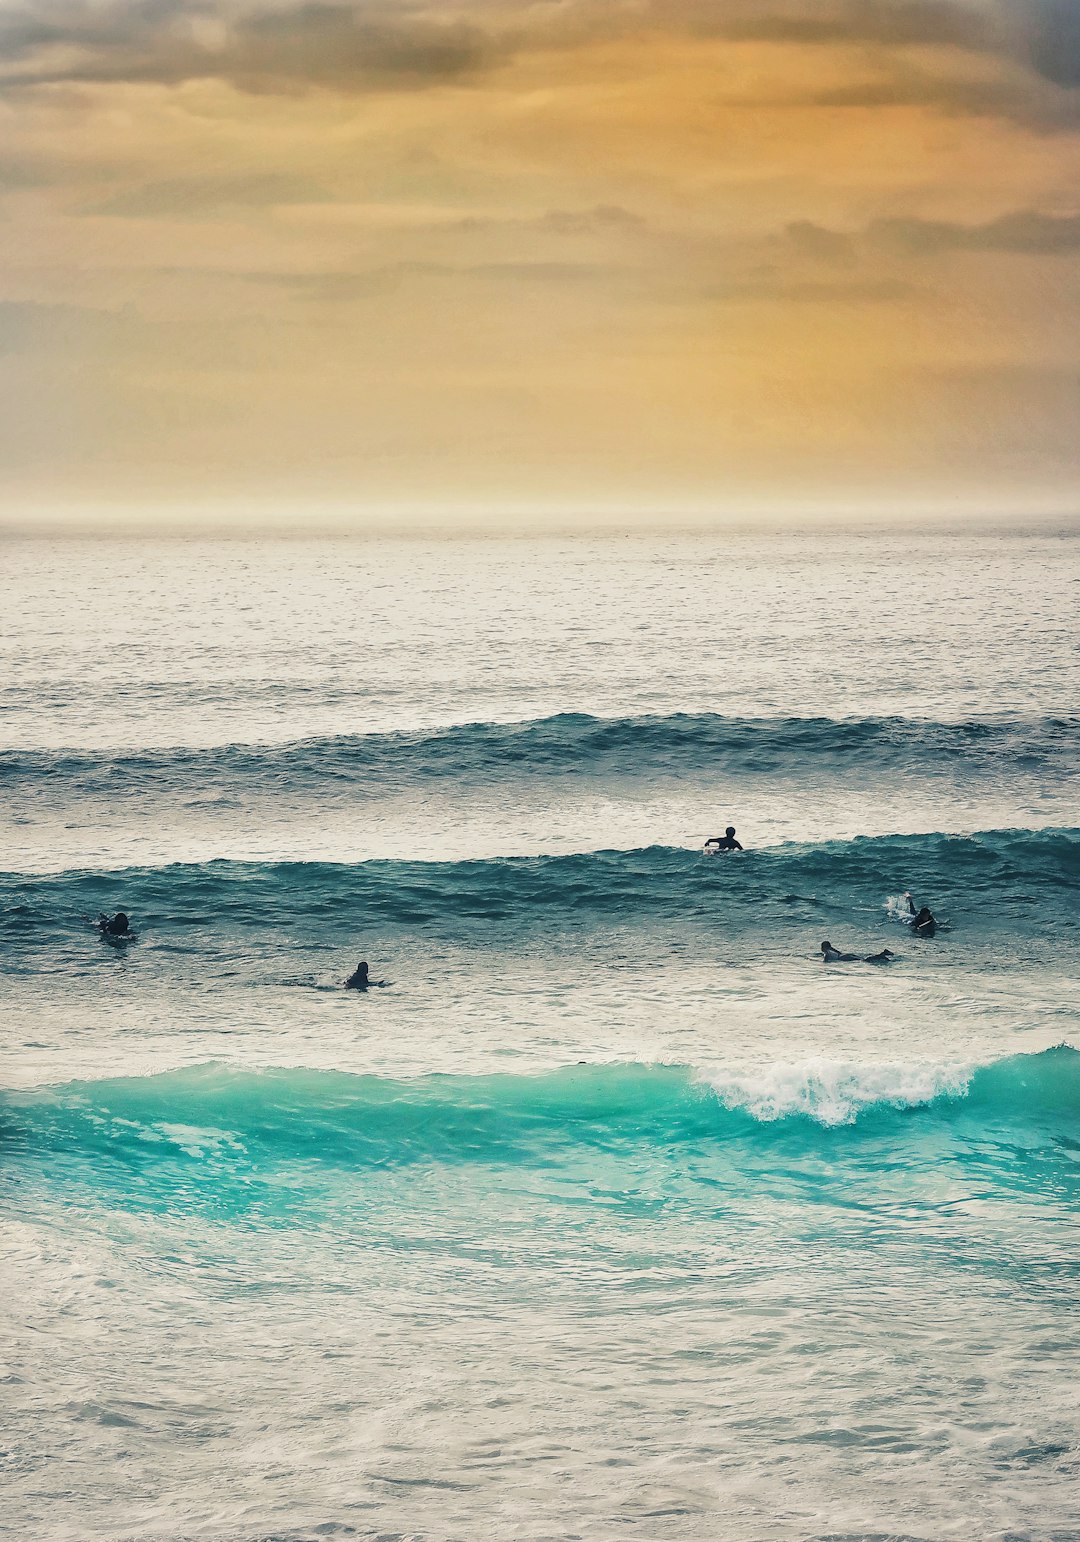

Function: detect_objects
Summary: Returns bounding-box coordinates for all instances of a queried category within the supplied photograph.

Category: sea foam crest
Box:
[700,1057,974,1126]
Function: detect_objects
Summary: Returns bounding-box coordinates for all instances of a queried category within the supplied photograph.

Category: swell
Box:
[0,1050,1076,1180]
[2,711,1077,793]
[2,828,1077,936]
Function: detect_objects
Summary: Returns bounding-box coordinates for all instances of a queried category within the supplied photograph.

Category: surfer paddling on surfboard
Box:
[821,941,895,964]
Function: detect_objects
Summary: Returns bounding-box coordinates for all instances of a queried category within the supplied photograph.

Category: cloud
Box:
[1025,0,1080,88]
[715,0,995,50]
[0,297,140,354]
[250,259,612,300]
[0,0,506,94]
[535,204,646,235]
[0,0,1066,120]
[794,70,1019,116]
[452,204,647,235]
[714,272,916,303]
[768,207,1080,260]
[784,220,858,265]
[84,171,335,217]
[868,207,1080,252]
[0,154,67,189]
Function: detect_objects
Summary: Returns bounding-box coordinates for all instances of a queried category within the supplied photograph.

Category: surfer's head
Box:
[725,826,736,838]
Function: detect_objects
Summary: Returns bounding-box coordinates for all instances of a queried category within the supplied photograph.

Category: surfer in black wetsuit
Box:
[821,941,894,963]
[821,940,858,961]
[97,912,133,938]
[912,907,937,937]
[705,826,743,853]
[344,961,370,990]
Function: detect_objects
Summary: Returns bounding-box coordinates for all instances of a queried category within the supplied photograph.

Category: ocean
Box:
[2,527,1079,1541]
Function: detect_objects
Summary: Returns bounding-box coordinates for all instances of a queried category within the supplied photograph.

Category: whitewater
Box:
[2,528,1079,1541]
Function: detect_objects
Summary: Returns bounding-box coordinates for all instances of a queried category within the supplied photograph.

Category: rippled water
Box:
[2,529,1079,1541]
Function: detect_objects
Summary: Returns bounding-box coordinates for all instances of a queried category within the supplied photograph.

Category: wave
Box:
[2,827,1077,936]
[2,711,1077,794]
[1,1051,1076,1188]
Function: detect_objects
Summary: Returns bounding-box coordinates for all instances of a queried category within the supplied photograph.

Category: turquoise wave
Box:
[3,1046,1077,1173]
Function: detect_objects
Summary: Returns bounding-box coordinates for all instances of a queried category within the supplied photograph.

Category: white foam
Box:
[697,1057,975,1126]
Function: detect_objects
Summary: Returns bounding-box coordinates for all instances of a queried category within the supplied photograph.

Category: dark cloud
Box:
[716,0,994,50]
[1,0,1079,126]
[681,0,1080,110]
[0,0,505,93]
[85,171,335,216]
[1025,0,1080,88]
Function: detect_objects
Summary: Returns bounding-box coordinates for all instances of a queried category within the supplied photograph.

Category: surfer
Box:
[97,911,133,938]
[705,826,743,853]
[820,940,858,961]
[912,907,937,937]
[344,961,370,990]
[821,941,894,964]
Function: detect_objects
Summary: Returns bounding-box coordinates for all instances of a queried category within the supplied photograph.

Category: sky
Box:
[2,0,1080,523]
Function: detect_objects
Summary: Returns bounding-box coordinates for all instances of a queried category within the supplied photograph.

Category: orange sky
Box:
[2,0,1080,521]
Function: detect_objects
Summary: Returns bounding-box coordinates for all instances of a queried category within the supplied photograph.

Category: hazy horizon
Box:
[2,495,1080,540]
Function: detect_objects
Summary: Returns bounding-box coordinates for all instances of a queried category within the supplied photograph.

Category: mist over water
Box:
[2,530,1079,1541]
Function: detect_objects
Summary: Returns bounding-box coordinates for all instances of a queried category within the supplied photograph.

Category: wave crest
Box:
[2,1049,1076,1174]
[2,710,1076,790]
[3,827,1076,934]
[702,1058,974,1126]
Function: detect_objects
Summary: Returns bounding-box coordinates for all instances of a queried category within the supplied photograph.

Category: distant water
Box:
[2,529,1079,1541]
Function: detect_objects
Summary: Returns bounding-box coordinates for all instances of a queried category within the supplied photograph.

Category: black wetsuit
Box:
[98,913,132,938]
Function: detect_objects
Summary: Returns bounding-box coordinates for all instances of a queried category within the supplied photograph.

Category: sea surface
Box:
[2,527,1079,1541]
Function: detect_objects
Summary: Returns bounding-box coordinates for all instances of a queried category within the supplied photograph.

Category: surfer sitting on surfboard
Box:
[704,826,743,853]
[97,911,133,938]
